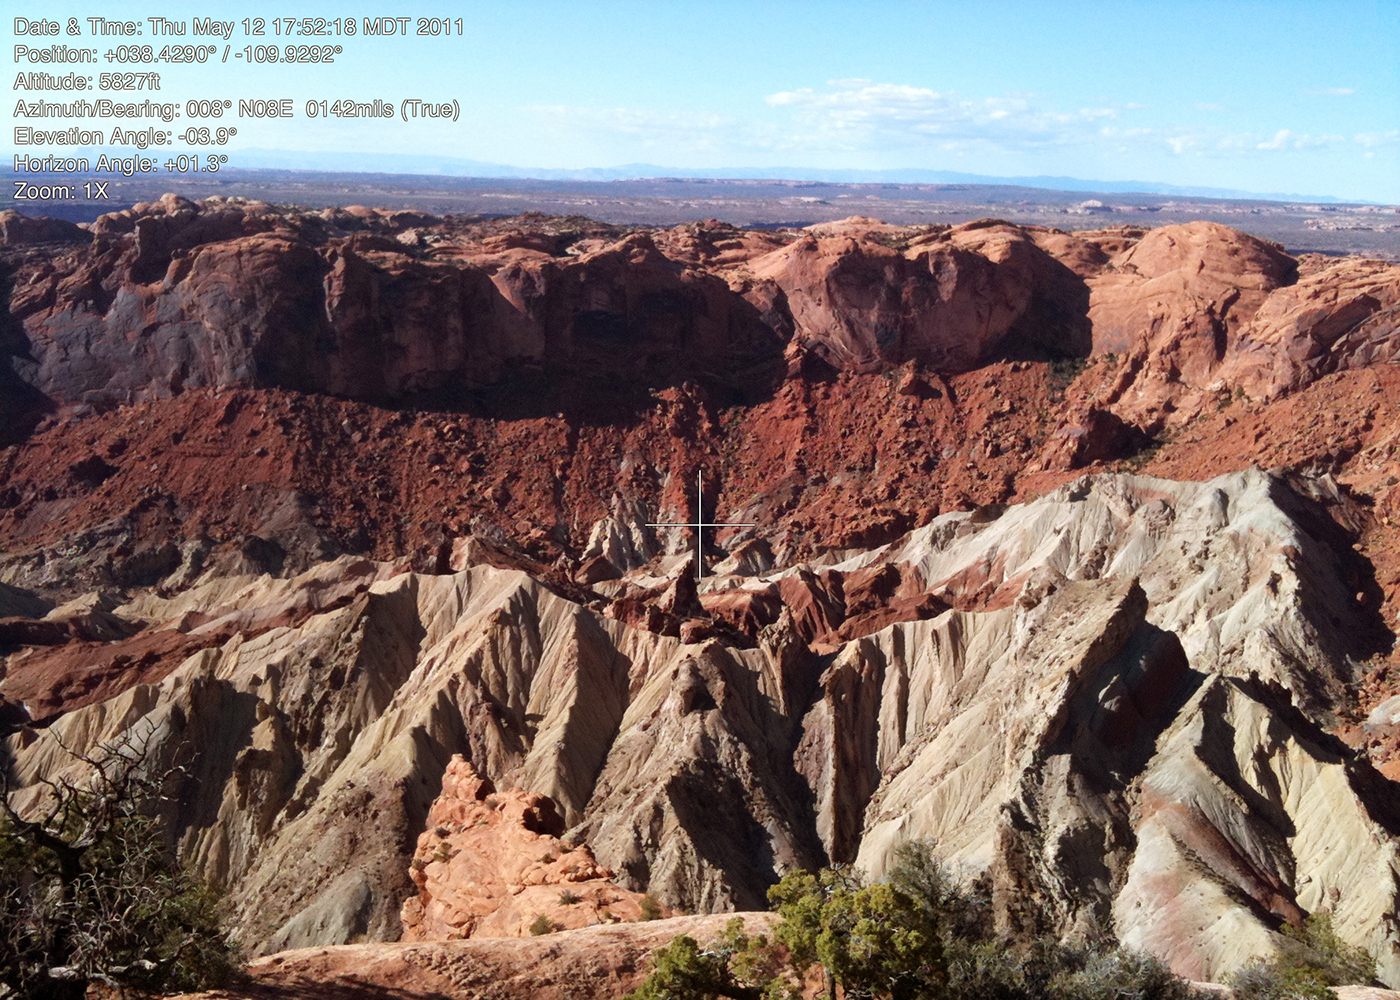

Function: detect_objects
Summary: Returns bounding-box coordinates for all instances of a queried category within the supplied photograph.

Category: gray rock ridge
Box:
[3,469,1398,987]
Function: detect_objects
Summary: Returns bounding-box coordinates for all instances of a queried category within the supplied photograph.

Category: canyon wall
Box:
[4,201,1400,987]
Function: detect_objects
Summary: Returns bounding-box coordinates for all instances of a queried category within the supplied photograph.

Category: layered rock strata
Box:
[6,203,1400,989]
[5,469,1399,986]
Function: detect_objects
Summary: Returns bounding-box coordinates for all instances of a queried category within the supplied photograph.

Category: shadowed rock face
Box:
[7,212,784,414]
[1,201,1119,428]
[7,203,1400,991]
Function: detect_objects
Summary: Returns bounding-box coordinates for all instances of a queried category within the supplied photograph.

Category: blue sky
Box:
[10,1,1400,201]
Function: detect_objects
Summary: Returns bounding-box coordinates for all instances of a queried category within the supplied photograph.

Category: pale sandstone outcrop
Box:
[6,470,1399,988]
[816,469,1363,714]
[1114,675,1400,982]
[792,472,1400,984]
[6,557,820,951]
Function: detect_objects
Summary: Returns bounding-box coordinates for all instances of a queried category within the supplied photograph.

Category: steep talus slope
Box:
[6,203,1400,990]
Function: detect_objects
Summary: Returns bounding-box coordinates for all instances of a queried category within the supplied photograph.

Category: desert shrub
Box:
[1229,912,1376,1000]
[628,866,945,999]
[769,866,944,1000]
[0,727,236,1000]
[1048,356,1091,398]
[1228,961,1332,1000]
[529,913,555,936]
[886,838,992,943]
[943,938,1030,1000]
[558,889,581,905]
[943,936,1203,1000]
[639,893,663,921]
[1053,946,1202,1000]
[626,918,790,1000]
[628,841,1216,1000]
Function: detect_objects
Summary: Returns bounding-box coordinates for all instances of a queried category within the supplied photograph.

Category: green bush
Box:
[768,866,944,1000]
[627,842,1218,1000]
[941,936,1202,1000]
[529,913,555,936]
[0,729,236,1000]
[628,866,945,999]
[558,889,582,905]
[626,918,789,1000]
[887,839,992,943]
[1229,912,1376,1000]
[639,893,663,921]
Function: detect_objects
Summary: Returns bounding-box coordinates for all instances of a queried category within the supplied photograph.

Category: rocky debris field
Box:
[4,197,1400,993]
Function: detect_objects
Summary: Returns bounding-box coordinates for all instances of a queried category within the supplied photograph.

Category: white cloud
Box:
[760,80,1128,153]
[1356,130,1400,148]
[1251,129,1345,151]
[1145,127,1345,157]
[521,81,1374,169]
[523,104,754,154]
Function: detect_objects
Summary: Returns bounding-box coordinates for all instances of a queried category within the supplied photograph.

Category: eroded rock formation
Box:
[5,202,1400,991]
[4,467,1397,986]
[400,755,659,940]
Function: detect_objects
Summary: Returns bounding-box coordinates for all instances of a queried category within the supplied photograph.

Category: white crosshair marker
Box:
[647,469,756,581]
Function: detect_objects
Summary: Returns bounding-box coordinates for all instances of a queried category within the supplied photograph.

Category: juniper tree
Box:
[0,725,235,999]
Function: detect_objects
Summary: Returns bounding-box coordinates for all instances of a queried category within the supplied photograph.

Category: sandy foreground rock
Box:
[176,913,776,1000]
[168,928,1400,1000]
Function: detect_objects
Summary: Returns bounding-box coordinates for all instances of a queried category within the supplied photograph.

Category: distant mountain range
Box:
[227,148,1355,204]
